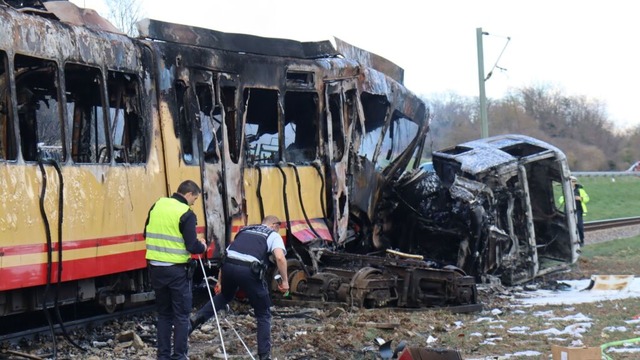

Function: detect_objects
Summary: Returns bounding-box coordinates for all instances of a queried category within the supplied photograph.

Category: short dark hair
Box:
[177,180,201,196]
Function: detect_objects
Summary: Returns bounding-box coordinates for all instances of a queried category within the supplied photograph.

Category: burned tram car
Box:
[0,1,578,317]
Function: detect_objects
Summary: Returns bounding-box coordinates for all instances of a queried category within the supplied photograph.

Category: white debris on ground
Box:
[466,276,640,359]
[515,278,640,306]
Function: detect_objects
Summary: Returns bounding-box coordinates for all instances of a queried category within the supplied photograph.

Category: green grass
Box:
[581,235,640,258]
[572,175,640,220]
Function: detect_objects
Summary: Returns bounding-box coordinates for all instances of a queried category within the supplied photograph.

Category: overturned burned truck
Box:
[0,1,579,318]
[381,135,581,285]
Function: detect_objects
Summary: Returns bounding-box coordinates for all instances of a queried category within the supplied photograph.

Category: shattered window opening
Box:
[385,113,419,161]
[284,91,318,163]
[0,50,17,161]
[244,88,279,165]
[15,54,64,162]
[107,71,146,164]
[361,113,418,170]
[65,64,109,164]
[358,92,389,163]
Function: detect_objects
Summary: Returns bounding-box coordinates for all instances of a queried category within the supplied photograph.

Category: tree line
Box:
[422,85,640,171]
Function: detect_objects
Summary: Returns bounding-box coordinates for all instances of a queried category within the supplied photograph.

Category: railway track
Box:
[0,304,156,346]
[585,216,640,232]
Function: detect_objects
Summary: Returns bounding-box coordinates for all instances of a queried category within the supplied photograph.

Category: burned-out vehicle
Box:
[0,1,578,321]
[380,135,580,285]
[282,134,580,310]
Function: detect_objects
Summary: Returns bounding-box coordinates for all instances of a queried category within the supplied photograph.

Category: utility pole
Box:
[476,28,489,139]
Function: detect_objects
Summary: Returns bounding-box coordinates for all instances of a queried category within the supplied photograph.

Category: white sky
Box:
[74,0,639,130]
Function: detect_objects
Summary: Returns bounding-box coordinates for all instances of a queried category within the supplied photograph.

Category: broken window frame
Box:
[243,88,281,165]
[65,63,110,164]
[106,70,146,164]
[358,92,391,166]
[14,54,65,163]
[283,90,319,163]
[381,112,421,166]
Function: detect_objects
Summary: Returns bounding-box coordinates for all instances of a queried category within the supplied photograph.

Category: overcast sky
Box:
[74,0,639,130]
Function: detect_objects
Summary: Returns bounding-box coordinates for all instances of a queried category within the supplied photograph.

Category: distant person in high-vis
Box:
[144,180,206,360]
[559,176,590,246]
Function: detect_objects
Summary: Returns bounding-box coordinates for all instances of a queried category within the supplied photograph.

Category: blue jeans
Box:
[195,262,272,356]
[149,264,192,360]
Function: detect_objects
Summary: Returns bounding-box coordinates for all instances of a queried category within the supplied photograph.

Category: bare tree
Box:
[105,0,144,37]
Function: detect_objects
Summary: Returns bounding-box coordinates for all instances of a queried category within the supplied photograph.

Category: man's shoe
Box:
[189,314,205,335]
[258,353,271,360]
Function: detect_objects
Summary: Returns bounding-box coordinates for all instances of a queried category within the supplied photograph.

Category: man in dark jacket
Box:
[144,180,207,360]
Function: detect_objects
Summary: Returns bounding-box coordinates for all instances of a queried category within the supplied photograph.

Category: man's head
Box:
[262,215,281,231]
[177,180,201,206]
[570,175,578,185]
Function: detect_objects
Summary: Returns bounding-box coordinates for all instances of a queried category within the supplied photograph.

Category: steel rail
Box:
[584,216,640,232]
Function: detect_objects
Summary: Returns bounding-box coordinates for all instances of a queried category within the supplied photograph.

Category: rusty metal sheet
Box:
[137,19,339,59]
[42,1,123,34]
[334,37,404,84]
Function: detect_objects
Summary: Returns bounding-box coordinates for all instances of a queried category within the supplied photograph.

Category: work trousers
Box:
[149,264,192,360]
[196,262,272,356]
[576,209,585,245]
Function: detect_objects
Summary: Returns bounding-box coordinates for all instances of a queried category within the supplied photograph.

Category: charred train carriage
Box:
[0,2,579,317]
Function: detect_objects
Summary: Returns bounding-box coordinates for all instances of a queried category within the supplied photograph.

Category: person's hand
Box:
[575,196,581,201]
[277,280,289,294]
[214,283,222,295]
[198,238,207,253]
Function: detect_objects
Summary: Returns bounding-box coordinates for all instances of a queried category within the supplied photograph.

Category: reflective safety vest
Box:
[559,187,589,214]
[145,197,191,264]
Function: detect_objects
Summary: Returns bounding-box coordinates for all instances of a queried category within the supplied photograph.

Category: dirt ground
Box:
[184,246,640,360]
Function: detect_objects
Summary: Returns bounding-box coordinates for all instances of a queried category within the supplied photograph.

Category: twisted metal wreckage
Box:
[0,1,581,317]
